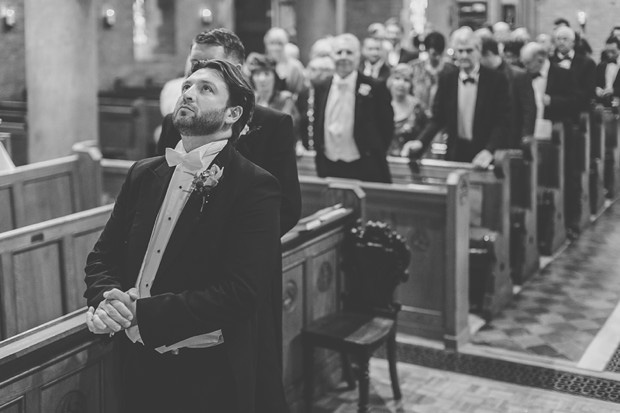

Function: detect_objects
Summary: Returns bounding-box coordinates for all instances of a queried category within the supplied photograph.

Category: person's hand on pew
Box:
[472,149,493,169]
[400,140,424,157]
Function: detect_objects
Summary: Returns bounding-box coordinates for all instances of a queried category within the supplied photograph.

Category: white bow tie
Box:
[165,147,203,171]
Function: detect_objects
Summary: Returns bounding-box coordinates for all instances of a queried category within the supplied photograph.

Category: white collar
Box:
[333,71,358,88]
[173,139,228,169]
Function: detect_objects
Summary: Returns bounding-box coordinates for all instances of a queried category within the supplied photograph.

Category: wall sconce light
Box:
[200,8,213,26]
[577,10,587,31]
[1,5,16,30]
[102,8,116,29]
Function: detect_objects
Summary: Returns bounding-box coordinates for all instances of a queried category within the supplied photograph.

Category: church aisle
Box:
[472,203,620,363]
[312,358,620,412]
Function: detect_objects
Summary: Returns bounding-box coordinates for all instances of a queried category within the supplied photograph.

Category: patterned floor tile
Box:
[473,204,620,362]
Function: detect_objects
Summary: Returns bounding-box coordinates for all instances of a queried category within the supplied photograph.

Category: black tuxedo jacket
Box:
[551,52,596,112]
[157,105,301,235]
[544,64,578,122]
[417,65,511,160]
[84,143,287,413]
[359,60,391,82]
[312,72,394,183]
[498,61,536,148]
[596,61,620,99]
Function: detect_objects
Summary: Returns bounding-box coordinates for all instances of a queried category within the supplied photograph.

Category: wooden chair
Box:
[302,221,410,413]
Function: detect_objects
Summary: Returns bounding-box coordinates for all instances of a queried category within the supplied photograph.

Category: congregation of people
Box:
[158,18,620,240]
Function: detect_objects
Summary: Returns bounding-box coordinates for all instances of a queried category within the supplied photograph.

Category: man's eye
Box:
[202,85,212,92]
[182,84,190,92]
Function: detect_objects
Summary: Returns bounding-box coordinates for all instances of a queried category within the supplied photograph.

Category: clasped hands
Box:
[86,288,138,335]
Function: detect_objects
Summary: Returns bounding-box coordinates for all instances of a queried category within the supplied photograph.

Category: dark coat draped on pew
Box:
[84,143,288,413]
[551,52,596,113]
[417,65,511,160]
[156,105,301,235]
[312,71,394,183]
[498,61,536,148]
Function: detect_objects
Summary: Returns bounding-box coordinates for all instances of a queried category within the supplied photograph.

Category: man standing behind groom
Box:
[84,60,288,413]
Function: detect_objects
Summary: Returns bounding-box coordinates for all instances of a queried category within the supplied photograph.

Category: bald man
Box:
[312,33,394,182]
[551,26,596,112]
[405,27,510,167]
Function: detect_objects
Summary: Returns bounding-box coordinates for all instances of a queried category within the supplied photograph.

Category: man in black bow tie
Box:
[157,29,301,236]
[551,26,596,112]
[84,60,288,413]
[404,27,510,167]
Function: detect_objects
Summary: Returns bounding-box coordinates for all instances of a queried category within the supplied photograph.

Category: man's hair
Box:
[554,25,575,41]
[193,29,245,65]
[606,36,620,49]
[553,17,570,27]
[521,42,547,62]
[451,26,481,49]
[424,31,446,54]
[384,18,403,32]
[481,37,500,56]
[362,36,381,46]
[190,59,255,143]
[333,33,361,52]
[503,40,525,56]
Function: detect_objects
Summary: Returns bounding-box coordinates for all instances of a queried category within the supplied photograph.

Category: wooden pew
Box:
[395,154,512,316]
[589,110,607,215]
[602,107,620,200]
[99,98,153,160]
[0,100,27,123]
[0,120,28,166]
[505,138,539,285]
[0,205,113,340]
[537,123,567,255]
[0,142,102,232]
[298,175,471,349]
[0,311,121,413]
[0,201,359,413]
[566,117,591,231]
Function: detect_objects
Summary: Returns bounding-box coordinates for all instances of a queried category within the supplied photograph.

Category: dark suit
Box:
[417,65,511,161]
[551,52,596,112]
[359,60,391,82]
[313,72,394,183]
[543,63,578,122]
[497,61,536,148]
[395,47,419,64]
[157,105,301,235]
[595,60,620,105]
[84,143,288,413]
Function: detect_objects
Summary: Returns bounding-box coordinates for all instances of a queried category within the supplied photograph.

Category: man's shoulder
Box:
[229,149,280,191]
[253,105,290,125]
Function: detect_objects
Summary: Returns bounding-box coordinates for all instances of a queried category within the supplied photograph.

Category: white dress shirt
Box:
[126,139,228,353]
[605,58,620,91]
[324,71,361,162]
[457,66,479,141]
[556,49,575,70]
[532,59,550,120]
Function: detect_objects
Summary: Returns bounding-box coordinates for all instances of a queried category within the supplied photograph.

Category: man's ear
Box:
[225,106,243,125]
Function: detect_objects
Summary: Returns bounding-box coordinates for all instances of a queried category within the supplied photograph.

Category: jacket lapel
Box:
[354,73,363,141]
[155,142,235,277]
[473,67,487,139]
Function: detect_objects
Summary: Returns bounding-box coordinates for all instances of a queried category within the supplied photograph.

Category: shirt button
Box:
[146,283,149,287]
[179,185,182,189]
[157,249,161,253]
[168,217,172,221]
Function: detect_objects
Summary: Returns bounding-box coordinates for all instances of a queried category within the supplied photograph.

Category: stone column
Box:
[24,0,98,162]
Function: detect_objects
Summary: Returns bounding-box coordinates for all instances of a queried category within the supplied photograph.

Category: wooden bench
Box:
[537,122,567,255]
[566,116,591,230]
[0,100,27,123]
[601,107,620,200]
[298,174,471,349]
[0,142,102,232]
[99,98,153,160]
[0,205,113,340]
[0,120,28,166]
[589,110,607,216]
[0,201,359,413]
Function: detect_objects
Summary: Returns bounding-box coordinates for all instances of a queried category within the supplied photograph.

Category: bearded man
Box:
[84,59,288,413]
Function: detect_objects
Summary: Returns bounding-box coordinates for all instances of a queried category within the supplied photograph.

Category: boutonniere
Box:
[185,164,224,212]
[357,83,372,96]
[240,124,261,137]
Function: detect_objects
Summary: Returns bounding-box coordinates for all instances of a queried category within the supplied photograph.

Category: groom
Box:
[84,60,287,413]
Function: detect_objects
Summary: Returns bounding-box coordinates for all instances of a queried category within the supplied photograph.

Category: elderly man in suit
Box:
[157,29,301,236]
[551,26,596,113]
[84,60,287,413]
[313,33,394,183]
[403,27,510,168]
[522,41,580,238]
[480,37,536,148]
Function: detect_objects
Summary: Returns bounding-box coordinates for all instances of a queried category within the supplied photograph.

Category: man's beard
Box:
[173,106,228,136]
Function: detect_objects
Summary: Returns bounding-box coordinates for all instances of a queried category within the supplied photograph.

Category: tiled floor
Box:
[312,358,620,412]
[472,204,620,362]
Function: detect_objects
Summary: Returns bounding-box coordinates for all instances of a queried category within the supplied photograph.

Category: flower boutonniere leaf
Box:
[185,164,224,212]
[357,83,372,97]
